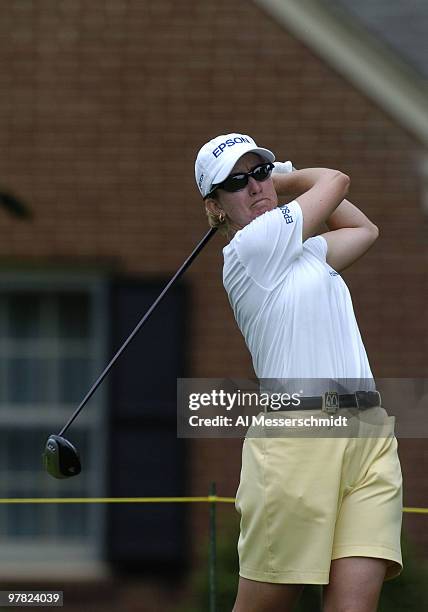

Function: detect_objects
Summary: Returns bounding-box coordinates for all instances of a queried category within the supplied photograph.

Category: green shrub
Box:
[378,536,428,612]
[179,515,428,612]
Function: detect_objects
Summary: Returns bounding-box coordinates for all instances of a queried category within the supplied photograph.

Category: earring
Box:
[218,212,225,223]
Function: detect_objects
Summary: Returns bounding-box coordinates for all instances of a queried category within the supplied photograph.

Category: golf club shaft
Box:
[58,226,217,437]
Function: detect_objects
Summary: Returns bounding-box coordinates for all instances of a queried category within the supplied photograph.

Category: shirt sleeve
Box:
[303,235,328,261]
[231,201,303,289]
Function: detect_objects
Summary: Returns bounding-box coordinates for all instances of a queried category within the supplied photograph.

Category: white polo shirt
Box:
[222,201,374,390]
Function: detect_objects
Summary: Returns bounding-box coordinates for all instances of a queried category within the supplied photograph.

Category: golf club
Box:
[43,226,217,479]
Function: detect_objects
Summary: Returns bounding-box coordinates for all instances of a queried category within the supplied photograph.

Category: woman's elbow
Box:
[329,170,350,198]
[338,171,351,195]
[371,223,380,241]
[366,222,379,244]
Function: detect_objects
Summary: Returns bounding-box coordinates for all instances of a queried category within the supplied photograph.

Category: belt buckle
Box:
[355,390,381,410]
[369,390,381,408]
[322,391,339,414]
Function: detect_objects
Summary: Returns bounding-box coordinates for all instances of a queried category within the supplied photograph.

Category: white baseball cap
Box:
[195,133,275,198]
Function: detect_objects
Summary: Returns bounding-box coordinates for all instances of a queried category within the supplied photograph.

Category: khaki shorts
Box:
[235,415,403,585]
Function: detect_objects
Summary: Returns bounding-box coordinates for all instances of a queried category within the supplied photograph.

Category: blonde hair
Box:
[204,190,233,237]
[204,206,231,237]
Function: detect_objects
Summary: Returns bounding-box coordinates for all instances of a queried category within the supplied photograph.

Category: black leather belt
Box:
[265,390,381,414]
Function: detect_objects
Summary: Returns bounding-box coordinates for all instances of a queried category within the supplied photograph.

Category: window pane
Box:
[8,294,41,339]
[4,429,47,473]
[4,503,90,539]
[58,357,93,404]
[0,357,6,402]
[58,504,89,538]
[6,494,43,538]
[57,294,90,339]
[0,297,6,337]
[8,358,52,404]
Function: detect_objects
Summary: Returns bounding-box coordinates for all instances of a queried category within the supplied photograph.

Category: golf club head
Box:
[43,435,82,479]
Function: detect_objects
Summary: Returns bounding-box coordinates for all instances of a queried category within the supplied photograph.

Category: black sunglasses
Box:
[208,162,274,197]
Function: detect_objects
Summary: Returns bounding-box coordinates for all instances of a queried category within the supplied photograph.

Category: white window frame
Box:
[0,271,110,579]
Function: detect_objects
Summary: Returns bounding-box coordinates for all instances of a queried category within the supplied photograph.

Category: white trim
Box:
[254,0,428,144]
[0,273,109,566]
[0,560,112,581]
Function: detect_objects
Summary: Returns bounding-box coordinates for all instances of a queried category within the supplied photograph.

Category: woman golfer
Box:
[195,133,403,612]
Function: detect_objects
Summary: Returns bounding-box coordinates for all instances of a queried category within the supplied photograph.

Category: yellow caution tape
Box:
[0,497,425,513]
[402,507,428,514]
[0,496,236,504]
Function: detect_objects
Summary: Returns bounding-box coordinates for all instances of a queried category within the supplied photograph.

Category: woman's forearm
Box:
[274,171,377,240]
[326,198,378,232]
[273,168,348,200]
[274,169,375,232]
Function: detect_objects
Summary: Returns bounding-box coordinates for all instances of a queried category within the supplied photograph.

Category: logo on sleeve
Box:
[279,204,294,224]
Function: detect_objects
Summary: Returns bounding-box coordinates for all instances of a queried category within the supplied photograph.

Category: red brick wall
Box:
[0,0,426,608]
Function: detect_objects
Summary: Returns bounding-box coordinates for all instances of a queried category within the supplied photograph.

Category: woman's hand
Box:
[272,163,299,200]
